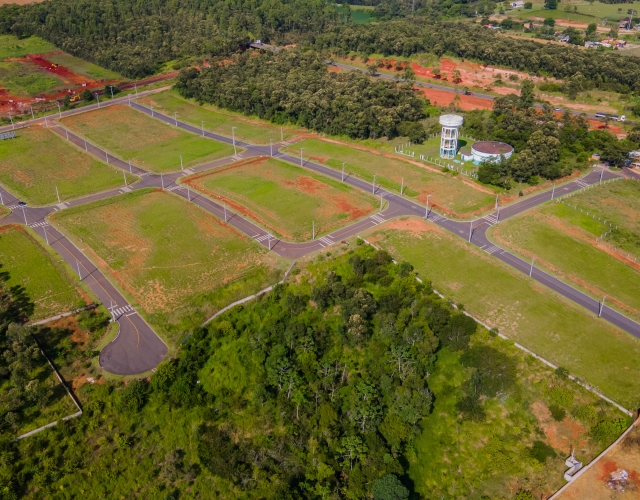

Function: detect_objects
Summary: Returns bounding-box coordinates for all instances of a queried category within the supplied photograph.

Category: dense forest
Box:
[0,0,342,77]
[176,51,425,139]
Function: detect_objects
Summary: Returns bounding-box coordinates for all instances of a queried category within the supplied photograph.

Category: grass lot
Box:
[51,189,287,346]
[0,35,57,60]
[365,218,640,408]
[287,138,496,216]
[0,226,85,320]
[554,179,640,259]
[490,207,640,321]
[60,105,236,173]
[184,157,377,240]
[0,125,137,205]
[0,61,63,96]
[510,1,630,21]
[137,90,299,144]
[409,337,623,499]
[47,53,122,81]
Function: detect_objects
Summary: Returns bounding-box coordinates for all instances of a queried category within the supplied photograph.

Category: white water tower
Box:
[439,114,463,159]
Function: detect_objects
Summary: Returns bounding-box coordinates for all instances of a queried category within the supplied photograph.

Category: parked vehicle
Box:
[595,112,606,119]
[621,115,626,122]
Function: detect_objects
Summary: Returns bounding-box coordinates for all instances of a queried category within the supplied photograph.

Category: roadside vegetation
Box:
[60,105,236,173]
[183,157,378,241]
[50,189,287,347]
[0,125,137,205]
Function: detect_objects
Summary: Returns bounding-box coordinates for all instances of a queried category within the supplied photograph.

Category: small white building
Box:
[511,1,524,7]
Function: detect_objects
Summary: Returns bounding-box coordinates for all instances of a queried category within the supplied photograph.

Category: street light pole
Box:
[128,158,132,173]
[123,170,127,187]
[468,219,474,242]
[44,227,49,245]
[174,112,178,126]
[425,194,432,218]
[600,168,604,184]
[161,173,164,189]
[30,106,34,120]
[180,154,183,171]
[134,82,137,95]
[270,139,273,157]
[401,177,404,195]
[529,258,535,277]
[76,260,82,280]
[312,220,315,240]
[300,148,303,166]
[110,86,114,99]
[232,127,237,155]
[95,93,100,107]
[372,174,376,194]
[342,163,345,182]
[57,101,62,118]
[8,114,13,130]
[201,121,205,137]
[56,185,60,204]
[20,205,27,225]
[599,296,606,317]
[551,182,555,200]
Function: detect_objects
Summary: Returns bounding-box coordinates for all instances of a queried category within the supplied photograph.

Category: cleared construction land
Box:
[50,189,287,346]
[0,225,86,320]
[183,157,378,240]
[137,90,299,144]
[286,138,495,216]
[60,105,236,173]
[365,218,640,408]
[0,126,136,205]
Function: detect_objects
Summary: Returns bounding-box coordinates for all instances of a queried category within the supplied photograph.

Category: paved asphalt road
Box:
[2,98,640,375]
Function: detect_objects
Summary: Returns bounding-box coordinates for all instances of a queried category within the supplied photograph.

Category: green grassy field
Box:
[51,189,287,346]
[286,138,496,216]
[137,91,299,144]
[184,157,377,240]
[0,125,137,206]
[510,1,630,21]
[0,226,85,320]
[47,53,122,81]
[366,218,640,408]
[491,207,640,320]
[0,35,58,60]
[0,61,63,96]
[61,105,236,173]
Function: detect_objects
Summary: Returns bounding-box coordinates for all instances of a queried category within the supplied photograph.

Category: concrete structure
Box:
[471,141,514,164]
[564,450,583,481]
[439,114,463,159]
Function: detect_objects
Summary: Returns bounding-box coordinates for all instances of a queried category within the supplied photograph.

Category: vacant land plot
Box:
[184,157,377,240]
[0,125,136,205]
[0,35,57,60]
[287,138,495,216]
[365,218,640,408]
[551,180,640,260]
[61,105,236,173]
[46,53,121,81]
[0,226,85,320]
[410,337,624,499]
[137,91,298,144]
[0,60,63,96]
[491,208,640,320]
[51,189,286,345]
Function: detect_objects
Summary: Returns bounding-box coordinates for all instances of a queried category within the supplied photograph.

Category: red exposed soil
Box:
[384,218,443,234]
[417,87,494,111]
[587,118,624,138]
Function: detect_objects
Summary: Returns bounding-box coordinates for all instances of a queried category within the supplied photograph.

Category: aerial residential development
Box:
[0,0,639,498]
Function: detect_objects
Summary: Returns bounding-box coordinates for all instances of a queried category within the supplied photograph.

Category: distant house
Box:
[510,1,524,7]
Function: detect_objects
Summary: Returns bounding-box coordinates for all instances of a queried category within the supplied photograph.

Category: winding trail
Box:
[0,94,638,375]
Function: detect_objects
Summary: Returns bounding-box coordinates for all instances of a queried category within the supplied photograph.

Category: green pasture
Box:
[369,221,640,408]
[47,53,122,81]
[491,207,640,320]
[0,226,84,320]
[137,90,298,144]
[0,35,58,60]
[60,105,236,173]
[186,157,377,241]
[0,126,137,206]
[0,61,63,96]
[287,138,495,216]
[51,189,287,346]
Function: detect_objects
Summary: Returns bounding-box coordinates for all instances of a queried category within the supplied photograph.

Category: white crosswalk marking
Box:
[7,204,19,210]
[138,171,150,177]
[483,214,498,225]
[575,180,589,188]
[231,155,243,161]
[370,214,386,225]
[317,235,334,247]
[429,214,445,222]
[29,221,49,228]
[183,169,194,175]
[111,304,134,317]
[254,233,274,242]
[484,245,501,255]
[167,185,182,192]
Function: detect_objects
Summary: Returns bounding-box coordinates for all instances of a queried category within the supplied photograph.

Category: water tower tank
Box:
[439,114,464,159]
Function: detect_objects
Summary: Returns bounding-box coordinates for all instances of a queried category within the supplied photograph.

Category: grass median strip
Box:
[50,189,287,347]
[183,157,377,241]
[286,138,495,216]
[0,125,136,205]
[61,104,236,173]
[364,217,640,408]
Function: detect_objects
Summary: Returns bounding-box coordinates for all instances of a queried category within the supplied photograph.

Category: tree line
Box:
[176,51,426,140]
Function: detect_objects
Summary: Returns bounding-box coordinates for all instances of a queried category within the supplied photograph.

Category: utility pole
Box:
[161,173,164,189]
[45,116,48,128]
[401,177,404,195]
[76,260,82,280]
[372,174,376,194]
[342,163,345,182]
[65,128,69,140]
[30,106,34,120]
[201,121,205,136]
[425,194,432,218]
[232,127,237,155]
[123,170,127,187]
[8,114,13,130]
[270,139,273,157]
[95,93,100,107]
[529,258,535,277]
[600,168,604,183]
[174,111,178,126]
[599,296,606,317]
[21,205,27,225]
[468,219,474,242]
[57,101,62,118]
[83,136,87,151]
[134,82,137,95]
[110,86,114,99]
[267,233,272,251]
[312,220,315,240]
[300,148,303,166]
[128,158,132,173]
[180,154,183,171]
[56,185,60,204]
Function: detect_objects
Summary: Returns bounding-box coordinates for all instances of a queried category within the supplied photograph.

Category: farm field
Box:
[0,125,137,206]
[60,105,236,173]
[46,53,121,81]
[286,138,496,216]
[137,90,299,144]
[409,337,625,499]
[509,1,631,22]
[365,218,640,408]
[51,189,287,346]
[490,205,640,321]
[183,157,378,241]
[0,225,86,320]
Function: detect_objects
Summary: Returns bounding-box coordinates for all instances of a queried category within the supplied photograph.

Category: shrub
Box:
[571,404,599,426]
[528,440,557,463]
[590,419,628,444]
[549,404,566,421]
[547,387,573,408]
